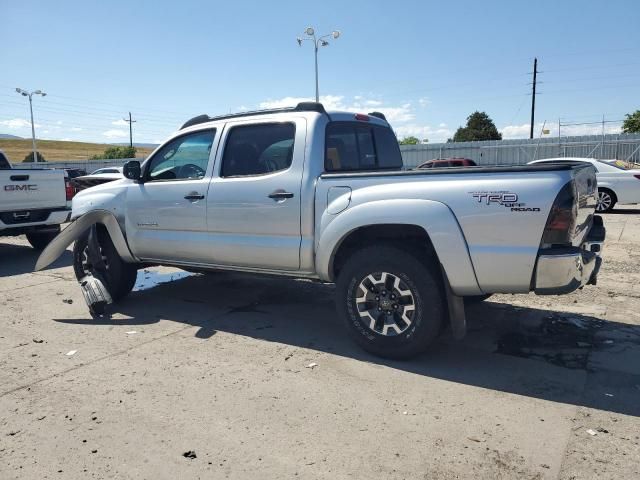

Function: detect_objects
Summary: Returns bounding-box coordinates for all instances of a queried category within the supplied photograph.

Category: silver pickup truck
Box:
[36,103,605,358]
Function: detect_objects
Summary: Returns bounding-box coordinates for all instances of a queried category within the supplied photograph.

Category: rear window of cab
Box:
[325,122,403,172]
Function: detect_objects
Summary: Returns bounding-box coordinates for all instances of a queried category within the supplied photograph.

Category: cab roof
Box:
[180,102,389,130]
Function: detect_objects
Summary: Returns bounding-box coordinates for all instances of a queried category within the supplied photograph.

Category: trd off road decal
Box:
[469,191,540,212]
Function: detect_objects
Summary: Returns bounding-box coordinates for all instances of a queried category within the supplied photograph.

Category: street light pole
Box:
[15,88,46,163]
[28,95,36,161]
[297,27,341,103]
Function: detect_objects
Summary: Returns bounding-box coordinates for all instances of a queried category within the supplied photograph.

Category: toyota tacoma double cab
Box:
[1,150,73,249]
[35,103,605,358]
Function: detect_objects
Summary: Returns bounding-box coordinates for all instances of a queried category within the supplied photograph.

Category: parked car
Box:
[416,158,477,169]
[529,157,640,212]
[36,103,604,359]
[0,150,72,249]
[71,166,124,191]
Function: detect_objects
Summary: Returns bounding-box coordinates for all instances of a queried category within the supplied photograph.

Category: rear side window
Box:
[221,123,295,177]
[0,151,10,169]
[325,123,402,172]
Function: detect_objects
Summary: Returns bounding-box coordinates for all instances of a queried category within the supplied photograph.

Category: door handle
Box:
[268,190,294,200]
[184,193,205,201]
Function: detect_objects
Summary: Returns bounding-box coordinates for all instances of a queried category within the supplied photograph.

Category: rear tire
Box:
[26,226,61,250]
[73,228,137,301]
[596,188,616,213]
[335,245,444,359]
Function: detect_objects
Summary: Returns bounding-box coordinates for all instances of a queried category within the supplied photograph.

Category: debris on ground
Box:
[306,362,317,369]
[597,427,609,433]
[62,298,73,304]
[182,450,197,459]
[586,429,598,436]
[32,338,44,344]
[125,331,137,335]
[66,350,77,356]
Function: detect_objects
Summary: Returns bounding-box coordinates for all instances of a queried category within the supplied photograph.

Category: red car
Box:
[416,158,477,169]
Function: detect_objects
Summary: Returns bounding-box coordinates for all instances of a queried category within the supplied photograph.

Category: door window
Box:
[221,123,296,177]
[146,129,216,181]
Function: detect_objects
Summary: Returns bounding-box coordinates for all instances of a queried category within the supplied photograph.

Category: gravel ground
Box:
[1,209,639,479]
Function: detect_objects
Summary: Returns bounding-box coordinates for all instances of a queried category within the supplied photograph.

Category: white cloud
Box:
[0,118,40,129]
[418,97,430,107]
[70,127,83,132]
[111,119,128,126]
[394,124,453,143]
[500,122,622,140]
[102,129,128,139]
[259,95,415,123]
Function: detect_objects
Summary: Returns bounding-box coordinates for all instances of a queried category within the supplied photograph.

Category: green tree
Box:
[398,136,420,145]
[23,151,46,162]
[91,145,137,160]
[452,111,502,142]
[622,110,640,133]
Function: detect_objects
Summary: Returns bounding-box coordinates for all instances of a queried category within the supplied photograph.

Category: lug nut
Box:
[393,304,398,309]
[375,296,380,301]
[390,294,396,300]
[382,291,387,296]
[377,307,382,311]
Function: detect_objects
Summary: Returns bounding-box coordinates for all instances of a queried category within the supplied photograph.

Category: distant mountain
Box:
[0,134,23,139]
[111,142,159,148]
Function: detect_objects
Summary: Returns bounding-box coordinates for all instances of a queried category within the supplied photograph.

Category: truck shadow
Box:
[54,270,640,417]
[0,242,72,277]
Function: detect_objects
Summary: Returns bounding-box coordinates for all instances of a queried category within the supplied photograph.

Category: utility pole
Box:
[529,57,538,139]
[123,112,136,148]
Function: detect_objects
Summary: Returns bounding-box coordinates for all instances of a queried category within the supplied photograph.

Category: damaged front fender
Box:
[35,209,136,271]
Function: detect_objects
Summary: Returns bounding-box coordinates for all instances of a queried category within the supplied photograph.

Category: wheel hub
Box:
[355,272,416,336]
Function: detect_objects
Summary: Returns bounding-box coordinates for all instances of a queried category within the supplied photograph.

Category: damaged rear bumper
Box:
[534,215,605,295]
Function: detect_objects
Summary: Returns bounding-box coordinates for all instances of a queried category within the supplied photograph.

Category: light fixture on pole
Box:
[296,27,341,102]
[15,88,47,163]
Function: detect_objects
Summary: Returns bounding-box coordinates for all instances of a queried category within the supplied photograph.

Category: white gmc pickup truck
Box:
[36,103,605,358]
[0,150,72,249]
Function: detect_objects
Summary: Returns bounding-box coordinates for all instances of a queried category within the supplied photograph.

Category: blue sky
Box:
[1,0,639,145]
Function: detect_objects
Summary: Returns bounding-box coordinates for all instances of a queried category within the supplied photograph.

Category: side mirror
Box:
[123,160,142,181]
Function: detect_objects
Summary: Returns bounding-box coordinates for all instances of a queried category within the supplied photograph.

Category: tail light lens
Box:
[65,178,74,201]
[541,182,577,245]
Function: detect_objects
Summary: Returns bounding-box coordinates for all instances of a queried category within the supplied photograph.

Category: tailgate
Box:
[0,169,67,211]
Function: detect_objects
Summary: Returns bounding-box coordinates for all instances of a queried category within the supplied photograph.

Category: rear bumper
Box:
[534,215,605,295]
[0,208,71,236]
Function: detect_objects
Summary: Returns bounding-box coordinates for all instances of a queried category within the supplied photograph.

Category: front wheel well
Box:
[331,224,439,280]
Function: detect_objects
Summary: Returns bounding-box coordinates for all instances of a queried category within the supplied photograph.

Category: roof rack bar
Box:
[180,102,327,130]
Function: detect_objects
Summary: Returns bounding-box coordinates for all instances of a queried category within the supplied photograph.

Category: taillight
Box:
[65,178,74,201]
[541,182,577,245]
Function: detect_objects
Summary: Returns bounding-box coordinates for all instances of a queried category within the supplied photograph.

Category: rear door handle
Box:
[268,190,294,200]
[184,193,205,201]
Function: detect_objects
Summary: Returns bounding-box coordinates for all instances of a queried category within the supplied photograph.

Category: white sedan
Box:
[529,157,640,212]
